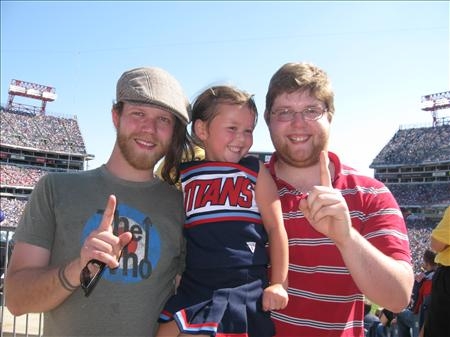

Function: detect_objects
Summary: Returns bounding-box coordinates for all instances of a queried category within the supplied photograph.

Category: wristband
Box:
[58,263,78,292]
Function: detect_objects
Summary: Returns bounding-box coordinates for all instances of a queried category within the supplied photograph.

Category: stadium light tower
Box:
[7,79,57,115]
[420,91,450,126]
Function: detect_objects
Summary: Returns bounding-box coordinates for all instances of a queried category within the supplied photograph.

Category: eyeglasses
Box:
[271,106,327,122]
[80,206,124,297]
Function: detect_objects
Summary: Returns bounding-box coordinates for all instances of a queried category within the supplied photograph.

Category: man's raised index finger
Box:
[98,194,117,232]
[320,151,332,187]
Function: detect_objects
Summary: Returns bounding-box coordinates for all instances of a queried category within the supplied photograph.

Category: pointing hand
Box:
[298,151,352,245]
[81,195,132,269]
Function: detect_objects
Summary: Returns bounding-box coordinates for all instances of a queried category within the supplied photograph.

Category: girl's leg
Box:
[156,321,210,337]
[156,321,181,337]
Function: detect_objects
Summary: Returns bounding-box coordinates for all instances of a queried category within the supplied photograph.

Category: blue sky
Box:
[1,1,449,176]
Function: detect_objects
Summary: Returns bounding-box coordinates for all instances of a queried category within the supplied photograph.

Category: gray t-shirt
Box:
[14,165,185,337]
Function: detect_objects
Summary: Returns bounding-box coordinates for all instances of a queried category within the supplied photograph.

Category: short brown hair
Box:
[264,62,335,124]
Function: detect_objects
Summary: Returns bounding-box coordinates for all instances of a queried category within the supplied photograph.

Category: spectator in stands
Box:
[4,67,194,337]
[364,298,381,337]
[413,249,437,329]
[263,62,414,337]
[374,308,395,337]
[396,249,437,337]
[422,205,450,337]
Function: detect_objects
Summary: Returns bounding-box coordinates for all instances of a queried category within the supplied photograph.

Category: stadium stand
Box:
[0,105,94,262]
[370,94,449,279]
[370,121,450,222]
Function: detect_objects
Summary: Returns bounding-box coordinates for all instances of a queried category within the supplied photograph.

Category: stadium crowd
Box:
[0,198,27,229]
[388,183,450,207]
[407,225,433,274]
[0,164,46,187]
[1,108,86,154]
[372,123,450,165]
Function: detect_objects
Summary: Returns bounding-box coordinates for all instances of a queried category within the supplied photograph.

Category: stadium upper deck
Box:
[370,119,450,221]
[371,121,450,167]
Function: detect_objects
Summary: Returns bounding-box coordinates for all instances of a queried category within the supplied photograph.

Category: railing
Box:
[0,306,43,337]
[1,228,43,336]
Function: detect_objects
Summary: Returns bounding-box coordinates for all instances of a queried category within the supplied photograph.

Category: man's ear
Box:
[112,108,120,129]
[263,109,269,125]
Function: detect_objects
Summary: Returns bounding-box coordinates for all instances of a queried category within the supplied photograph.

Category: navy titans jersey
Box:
[180,156,269,270]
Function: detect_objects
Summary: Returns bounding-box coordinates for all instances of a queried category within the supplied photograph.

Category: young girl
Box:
[156,85,289,337]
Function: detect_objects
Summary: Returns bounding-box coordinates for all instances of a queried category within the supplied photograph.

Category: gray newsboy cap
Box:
[116,67,191,125]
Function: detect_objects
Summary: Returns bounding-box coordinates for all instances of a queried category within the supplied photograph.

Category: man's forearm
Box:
[337,228,414,313]
[5,260,81,316]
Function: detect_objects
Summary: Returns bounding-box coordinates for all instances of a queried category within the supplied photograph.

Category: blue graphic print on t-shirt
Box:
[82,203,161,283]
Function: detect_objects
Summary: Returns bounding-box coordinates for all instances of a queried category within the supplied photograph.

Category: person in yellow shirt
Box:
[422,205,450,337]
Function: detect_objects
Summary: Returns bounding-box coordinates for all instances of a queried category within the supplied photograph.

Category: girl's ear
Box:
[194,120,208,141]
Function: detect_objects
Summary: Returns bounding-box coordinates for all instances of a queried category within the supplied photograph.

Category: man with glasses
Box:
[5,67,193,336]
[263,62,414,337]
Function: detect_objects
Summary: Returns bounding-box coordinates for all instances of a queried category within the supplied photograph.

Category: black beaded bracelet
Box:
[58,263,78,292]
